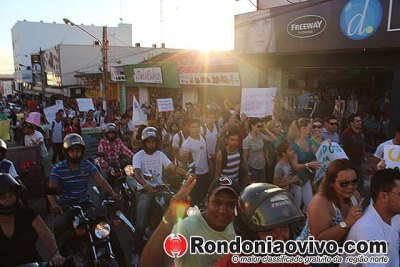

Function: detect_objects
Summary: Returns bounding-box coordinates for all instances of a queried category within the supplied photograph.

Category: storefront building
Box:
[235,0,400,136]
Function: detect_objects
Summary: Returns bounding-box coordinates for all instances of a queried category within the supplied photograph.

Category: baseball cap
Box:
[208,176,241,198]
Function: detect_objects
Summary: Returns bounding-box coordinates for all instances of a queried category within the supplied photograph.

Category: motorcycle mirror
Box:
[45,187,61,195]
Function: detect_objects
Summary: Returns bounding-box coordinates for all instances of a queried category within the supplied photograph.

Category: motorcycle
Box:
[57,198,122,267]
[18,159,46,204]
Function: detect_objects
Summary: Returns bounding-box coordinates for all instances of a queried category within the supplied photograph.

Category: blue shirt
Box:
[50,160,98,206]
[0,159,18,178]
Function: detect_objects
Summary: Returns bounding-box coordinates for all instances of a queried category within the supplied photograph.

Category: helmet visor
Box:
[251,192,304,230]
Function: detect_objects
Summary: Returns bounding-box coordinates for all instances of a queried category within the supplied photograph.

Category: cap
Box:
[208,176,241,198]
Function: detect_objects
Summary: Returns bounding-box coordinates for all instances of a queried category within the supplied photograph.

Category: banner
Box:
[314,141,348,184]
[132,95,147,125]
[384,145,400,171]
[240,88,277,118]
[0,120,10,141]
[76,98,95,112]
[157,98,174,112]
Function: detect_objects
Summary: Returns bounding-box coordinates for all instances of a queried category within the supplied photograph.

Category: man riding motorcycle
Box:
[48,133,121,236]
[98,123,134,176]
[131,126,193,267]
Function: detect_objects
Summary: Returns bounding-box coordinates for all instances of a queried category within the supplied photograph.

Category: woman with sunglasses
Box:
[242,117,276,183]
[297,159,363,247]
[310,118,324,153]
[287,118,321,212]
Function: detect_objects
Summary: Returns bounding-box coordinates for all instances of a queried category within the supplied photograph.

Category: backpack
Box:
[200,124,218,140]
[51,120,65,138]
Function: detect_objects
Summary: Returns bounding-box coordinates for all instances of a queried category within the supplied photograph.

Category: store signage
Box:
[133,67,163,84]
[110,66,125,82]
[287,15,326,38]
[340,0,383,40]
[179,72,241,87]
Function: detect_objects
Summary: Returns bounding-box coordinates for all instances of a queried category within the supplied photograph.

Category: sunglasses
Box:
[337,179,359,188]
[312,124,323,129]
[329,122,338,126]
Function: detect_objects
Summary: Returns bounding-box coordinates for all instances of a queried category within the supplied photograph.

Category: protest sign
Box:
[81,127,102,159]
[76,98,95,112]
[55,100,64,107]
[240,88,277,118]
[0,120,10,140]
[314,141,348,184]
[132,95,147,125]
[43,104,61,123]
[384,145,400,171]
[156,98,174,112]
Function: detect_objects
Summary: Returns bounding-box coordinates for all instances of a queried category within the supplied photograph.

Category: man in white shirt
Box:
[341,169,400,267]
[200,109,219,166]
[181,118,211,206]
[131,126,191,267]
[372,125,400,169]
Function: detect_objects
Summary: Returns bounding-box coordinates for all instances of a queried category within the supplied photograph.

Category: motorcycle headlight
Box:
[124,165,134,176]
[94,222,111,239]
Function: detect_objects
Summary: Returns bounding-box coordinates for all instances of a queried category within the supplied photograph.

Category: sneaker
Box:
[132,253,140,267]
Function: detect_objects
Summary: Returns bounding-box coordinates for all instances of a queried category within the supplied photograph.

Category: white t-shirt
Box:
[374,139,394,159]
[132,150,172,189]
[25,130,48,157]
[181,136,209,175]
[201,124,218,158]
[172,131,187,167]
[340,204,400,267]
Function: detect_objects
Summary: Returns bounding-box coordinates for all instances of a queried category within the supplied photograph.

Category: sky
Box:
[0,0,256,74]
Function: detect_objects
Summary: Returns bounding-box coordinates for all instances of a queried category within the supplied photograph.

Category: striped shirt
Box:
[221,150,241,181]
[50,160,99,206]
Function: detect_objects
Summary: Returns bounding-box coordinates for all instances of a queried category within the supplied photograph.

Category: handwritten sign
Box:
[43,103,63,123]
[55,100,64,107]
[240,88,277,118]
[132,96,147,125]
[76,98,95,112]
[314,141,348,184]
[157,98,174,112]
[384,145,400,171]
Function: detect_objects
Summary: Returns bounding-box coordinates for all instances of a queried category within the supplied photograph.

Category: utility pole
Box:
[39,48,46,108]
[101,26,108,111]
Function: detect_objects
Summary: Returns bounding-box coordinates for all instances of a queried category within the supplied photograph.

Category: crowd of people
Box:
[0,95,399,267]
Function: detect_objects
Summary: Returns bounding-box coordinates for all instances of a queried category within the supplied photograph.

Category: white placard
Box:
[55,100,64,107]
[43,104,62,123]
[132,96,147,125]
[240,88,277,118]
[76,98,95,112]
[157,98,174,112]
[384,145,400,171]
[314,141,348,184]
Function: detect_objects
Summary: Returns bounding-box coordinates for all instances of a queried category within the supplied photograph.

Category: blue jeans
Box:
[133,191,153,254]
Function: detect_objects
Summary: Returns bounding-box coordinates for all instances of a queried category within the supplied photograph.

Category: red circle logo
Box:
[163,233,188,258]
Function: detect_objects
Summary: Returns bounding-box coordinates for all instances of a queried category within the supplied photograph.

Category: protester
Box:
[297,159,363,242]
[287,118,321,211]
[322,116,339,143]
[340,169,400,266]
[309,118,324,153]
[372,124,400,169]
[273,141,300,192]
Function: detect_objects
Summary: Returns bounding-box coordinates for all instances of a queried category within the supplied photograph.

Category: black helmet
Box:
[0,173,22,215]
[235,183,304,240]
[141,127,159,154]
[63,133,86,163]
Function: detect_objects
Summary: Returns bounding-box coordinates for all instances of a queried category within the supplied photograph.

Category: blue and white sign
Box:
[340,0,383,40]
